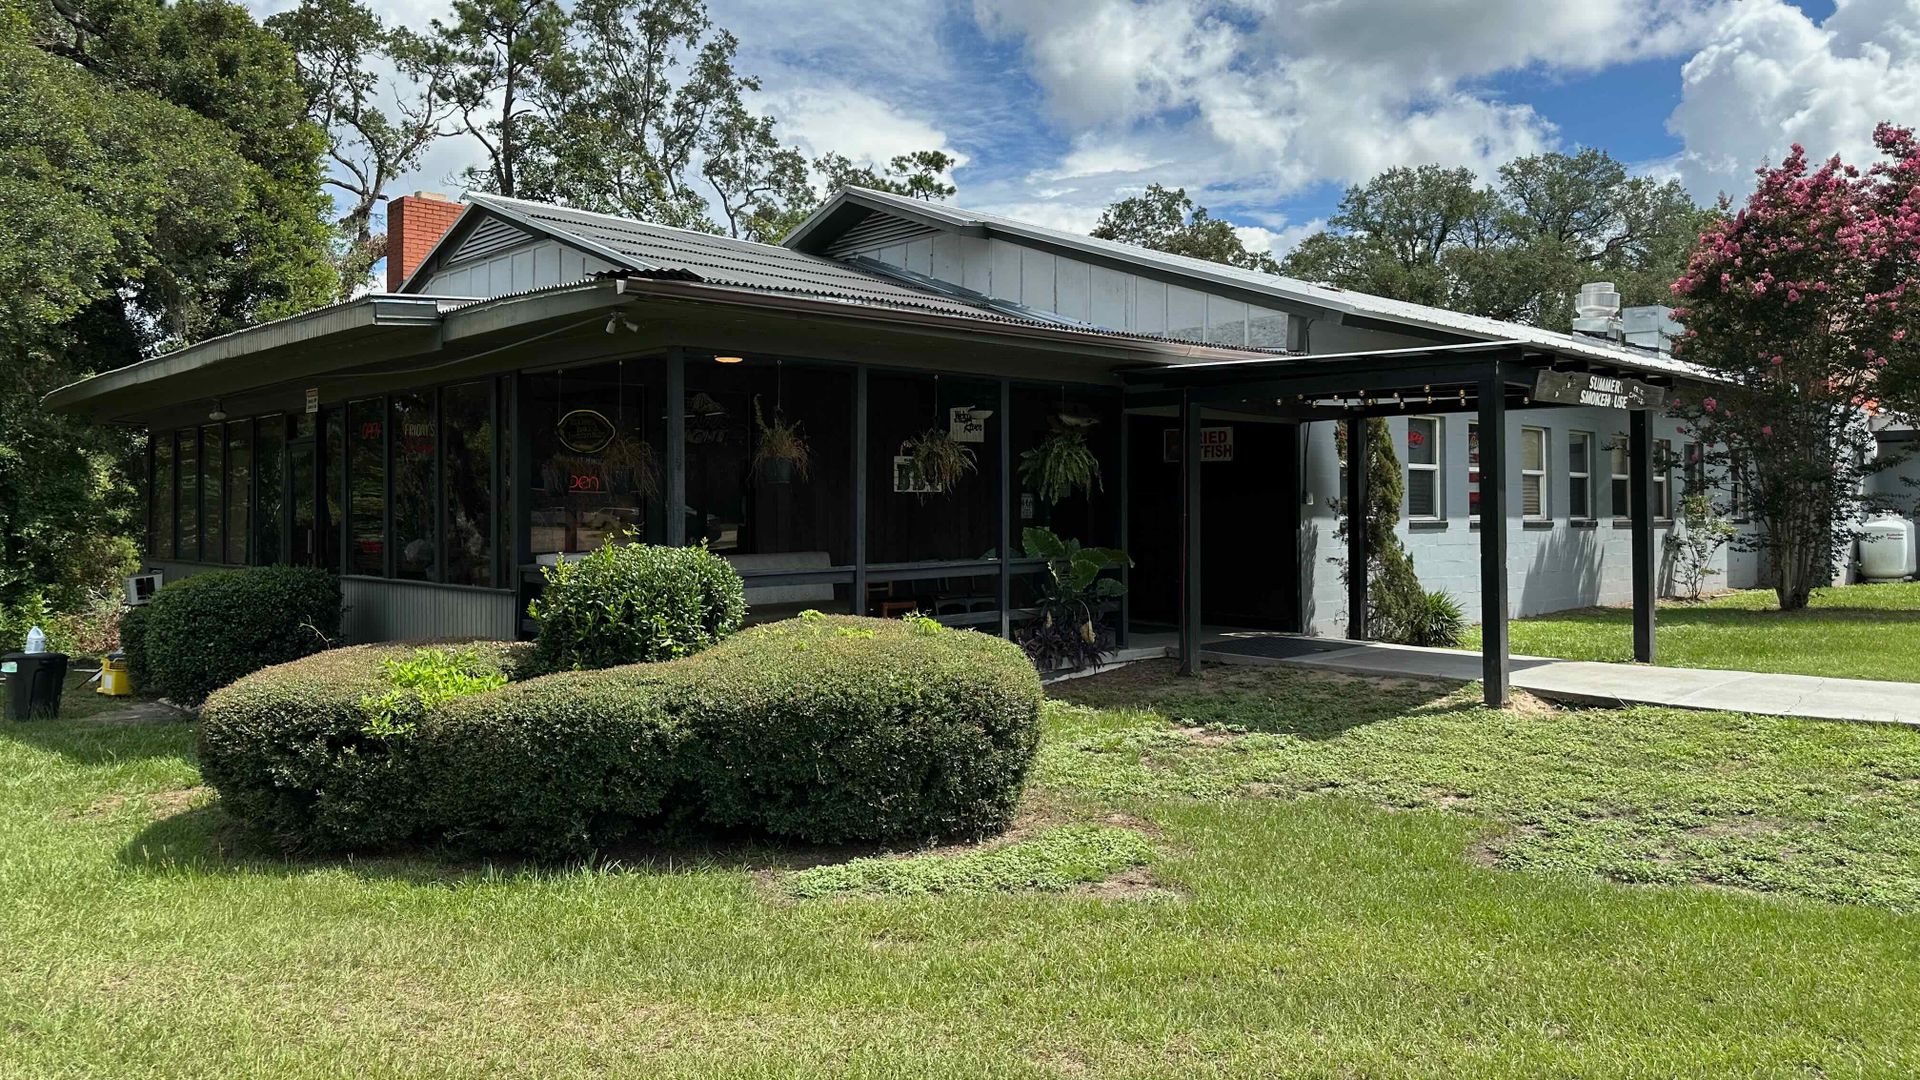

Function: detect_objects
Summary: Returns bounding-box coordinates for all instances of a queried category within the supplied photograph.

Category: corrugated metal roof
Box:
[787,187,1705,380]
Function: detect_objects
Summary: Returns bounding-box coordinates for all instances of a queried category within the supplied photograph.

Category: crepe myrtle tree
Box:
[1670,125,1920,610]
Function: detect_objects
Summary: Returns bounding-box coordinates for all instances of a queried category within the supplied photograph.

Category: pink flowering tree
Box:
[1671,125,1920,610]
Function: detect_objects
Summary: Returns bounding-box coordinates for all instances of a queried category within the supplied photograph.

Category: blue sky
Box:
[268,0,1920,258]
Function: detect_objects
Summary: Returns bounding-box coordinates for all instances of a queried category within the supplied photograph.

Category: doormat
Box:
[1204,636,1354,660]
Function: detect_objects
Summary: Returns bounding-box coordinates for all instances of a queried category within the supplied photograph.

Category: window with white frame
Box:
[1466,421,1480,519]
[1568,431,1594,520]
[1610,435,1630,518]
[1406,416,1441,519]
[1520,426,1548,519]
[1655,438,1673,517]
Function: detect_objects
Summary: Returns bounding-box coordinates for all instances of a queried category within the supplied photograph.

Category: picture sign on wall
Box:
[948,406,991,444]
[1163,426,1235,463]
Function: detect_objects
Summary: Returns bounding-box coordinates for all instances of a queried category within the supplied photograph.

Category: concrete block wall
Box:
[1299,407,1765,636]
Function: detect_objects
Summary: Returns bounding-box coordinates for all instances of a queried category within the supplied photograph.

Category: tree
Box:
[1671,128,1920,610]
[270,0,453,296]
[1282,152,1713,330]
[747,149,960,242]
[1333,420,1427,643]
[1091,184,1280,273]
[430,0,568,198]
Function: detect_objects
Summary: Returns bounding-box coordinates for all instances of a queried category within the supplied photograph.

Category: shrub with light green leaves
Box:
[196,616,1044,859]
[528,540,745,674]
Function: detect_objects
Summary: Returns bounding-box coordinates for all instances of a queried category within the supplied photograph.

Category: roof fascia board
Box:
[42,295,446,413]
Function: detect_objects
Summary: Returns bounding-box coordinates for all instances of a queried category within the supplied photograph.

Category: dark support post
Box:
[1629,409,1657,663]
[1477,375,1510,707]
[997,378,1012,639]
[1116,404,1131,648]
[665,348,687,547]
[1344,417,1369,641]
[852,365,868,616]
[1178,391,1202,676]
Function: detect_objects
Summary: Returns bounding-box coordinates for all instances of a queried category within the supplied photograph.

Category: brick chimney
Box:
[385,192,466,292]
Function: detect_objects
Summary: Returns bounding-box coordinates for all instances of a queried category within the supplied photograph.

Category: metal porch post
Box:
[1178,391,1202,676]
[1117,405,1130,648]
[1345,417,1369,641]
[665,348,687,547]
[998,378,1012,639]
[851,365,868,616]
[1477,375,1510,707]
[1629,409,1657,663]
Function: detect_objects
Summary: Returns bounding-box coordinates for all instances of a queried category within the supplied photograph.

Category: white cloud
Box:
[1668,0,1920,200]
[1236,220,1324,262]
[754,85,966,171]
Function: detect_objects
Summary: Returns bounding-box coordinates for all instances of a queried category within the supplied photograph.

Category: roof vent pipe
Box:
[1571,281,1624,341]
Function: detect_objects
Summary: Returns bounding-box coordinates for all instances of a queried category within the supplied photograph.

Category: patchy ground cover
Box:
[1460,580,1920,681]
[4,661,1920,1076]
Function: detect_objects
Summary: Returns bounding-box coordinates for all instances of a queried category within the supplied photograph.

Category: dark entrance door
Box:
[1125,412,1301,633]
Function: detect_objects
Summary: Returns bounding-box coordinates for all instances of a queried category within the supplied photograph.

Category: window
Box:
[151,434,175,560]
[200,424,224,562]
[1466,421,1480,518]
[1568,432,1593,520]
[528,361,653,556]
[391,393,436,580]
[225,421,251,564]
[1521,426,1548,519]
[255,417,285,564]
[1655,438,1673,518]
[441,381,497,586]
[1406,416,1441,519]
[1684,441,1707,495]
[176,429,199,559]
[347,398,385,575]
[1610,435,1630,518]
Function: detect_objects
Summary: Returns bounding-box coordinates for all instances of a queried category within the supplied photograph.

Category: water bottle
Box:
[23,626,46,654]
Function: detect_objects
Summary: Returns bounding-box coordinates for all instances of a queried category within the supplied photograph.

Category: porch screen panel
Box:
[1010,384,1120,549]
[323,407,345,571]
[176,429,199,560]
[151,433,175,560]
[442,380,495,586]
[347,398,385,575]
[867,372,1001,565]
[392,393,436,580]
[255,418,284,564]
[225,421,252,564]
[201,424,224,562]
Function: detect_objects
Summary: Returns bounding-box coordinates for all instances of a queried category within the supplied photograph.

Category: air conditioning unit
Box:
[124,571,163,606]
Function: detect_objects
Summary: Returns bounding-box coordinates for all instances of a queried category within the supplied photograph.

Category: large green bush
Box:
[529,541,746,674]
[138,566,342,705]
[198,641,531,853]
[197,616,1044,858]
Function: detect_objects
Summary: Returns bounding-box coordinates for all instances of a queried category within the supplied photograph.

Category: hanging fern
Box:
[900,428,977,495]
[1019,423,1102,504]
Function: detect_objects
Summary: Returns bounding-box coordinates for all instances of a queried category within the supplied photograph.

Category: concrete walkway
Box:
[1198,636,1920,727]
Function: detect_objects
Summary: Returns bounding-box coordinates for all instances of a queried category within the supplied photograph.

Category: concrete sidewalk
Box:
[1200,637,1920,727]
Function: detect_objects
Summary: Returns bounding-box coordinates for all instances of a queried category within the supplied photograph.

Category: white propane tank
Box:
[1858,515,1917,582]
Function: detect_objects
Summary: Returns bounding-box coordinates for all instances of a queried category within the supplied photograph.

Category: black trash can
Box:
[2,652,68,720]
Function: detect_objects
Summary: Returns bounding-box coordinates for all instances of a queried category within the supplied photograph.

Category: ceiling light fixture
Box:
[714,355,744,364]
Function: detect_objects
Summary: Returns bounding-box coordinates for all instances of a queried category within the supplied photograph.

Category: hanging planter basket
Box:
[1018,416,1102,504]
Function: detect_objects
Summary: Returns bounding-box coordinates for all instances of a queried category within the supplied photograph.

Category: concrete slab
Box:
[1198,638,1920,727]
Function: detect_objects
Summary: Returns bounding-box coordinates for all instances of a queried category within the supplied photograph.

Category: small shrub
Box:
[1402,589,1467,648]
[118,603,151,690]
[529,539,745,674]
[198,641,532,852]
[139,566,342,705]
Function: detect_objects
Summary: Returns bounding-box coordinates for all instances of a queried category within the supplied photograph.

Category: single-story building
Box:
[47,186,1739,705]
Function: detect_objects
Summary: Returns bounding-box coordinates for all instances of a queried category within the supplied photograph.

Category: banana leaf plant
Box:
[1018,526,1131,673]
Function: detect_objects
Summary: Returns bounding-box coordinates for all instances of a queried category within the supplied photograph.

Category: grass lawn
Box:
[1461,580,1920,681]
[5,663,1920,1076]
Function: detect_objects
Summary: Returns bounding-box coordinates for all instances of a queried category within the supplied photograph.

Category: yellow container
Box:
[98,657,132,697]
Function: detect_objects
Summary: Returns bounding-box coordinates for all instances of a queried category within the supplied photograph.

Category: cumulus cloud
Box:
[754,84,966,171]
[1668,0,1920,200]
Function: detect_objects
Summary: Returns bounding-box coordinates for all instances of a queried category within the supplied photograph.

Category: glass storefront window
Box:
[225,421,251,564]
[201,424,224,562]
[347,398,385,575]
[391,393,436,580]
[442,380,496,586]
[527,361,653,557]
[323,407,343,571]
[255,417,284,564]
[176,429,199,560]
[151,434,174,560]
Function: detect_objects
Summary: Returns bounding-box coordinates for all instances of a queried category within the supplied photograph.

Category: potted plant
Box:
[899,427,977,496]
[751,396,811,484]
[1016,526,1130,673]
[1018,417,1103,504]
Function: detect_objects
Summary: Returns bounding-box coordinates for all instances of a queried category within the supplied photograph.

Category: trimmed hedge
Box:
[197,616,1044,858]
[136,566,342,705]
[198,641,531,852]
[529,542,745,674]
